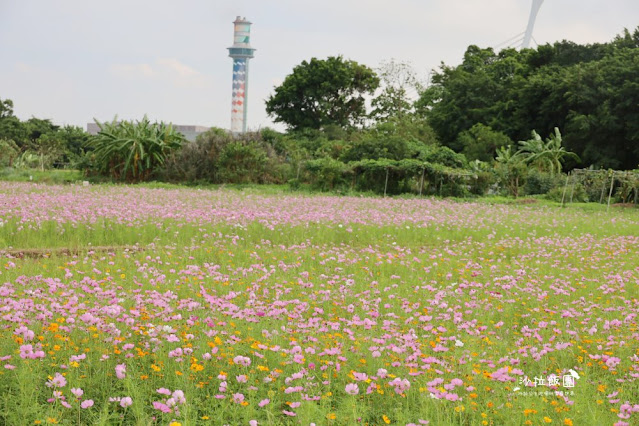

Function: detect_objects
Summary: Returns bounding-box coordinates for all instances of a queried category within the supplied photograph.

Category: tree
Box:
[29,133,65,171]
[89,116,184,182]
[0,98,26,147]
[265,56,379,131]
[0,98,14,119]
[0,139,19,167]
[370,59,424,122]
[456,123,511,162]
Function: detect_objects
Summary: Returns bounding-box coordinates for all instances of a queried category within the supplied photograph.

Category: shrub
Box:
[161,128,231,183]
[217,141,267,184]
[305,158,351,191]
[546,184,587,203]
[524,169,563,195]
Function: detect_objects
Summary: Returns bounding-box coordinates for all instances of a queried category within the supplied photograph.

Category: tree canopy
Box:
[417,27,639,169]
[265,56,379,131]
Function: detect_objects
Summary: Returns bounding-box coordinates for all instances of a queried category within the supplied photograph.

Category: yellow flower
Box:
[544,417,552,423]
[169,422,181,426]
[326,413,336,420]
[564,419,573,426]
[382,415,391,424]
[46,418,58,424]
[190,363,204,372]
[201,416,209,420]
[151,364,161,372]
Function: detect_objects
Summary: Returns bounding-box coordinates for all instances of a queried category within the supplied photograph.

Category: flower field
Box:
[1,182,639,425]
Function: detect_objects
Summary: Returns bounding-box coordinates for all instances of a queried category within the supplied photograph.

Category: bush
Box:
[524,169,563,195]
[418,145,467,169]
[217,141,267,184]
[546,184,587,203]
[161,128,231,183]
[469,171,496,195]
[305,158,351,191]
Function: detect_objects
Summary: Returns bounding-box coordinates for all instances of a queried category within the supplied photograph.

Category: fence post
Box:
[384,167,389,198]
[607,172,615,212]
[561,174,570,206]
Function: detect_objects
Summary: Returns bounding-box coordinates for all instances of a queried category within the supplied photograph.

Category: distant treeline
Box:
[1,27,638,201]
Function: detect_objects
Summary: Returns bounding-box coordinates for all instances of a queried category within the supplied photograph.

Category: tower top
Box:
[228,16,255,58]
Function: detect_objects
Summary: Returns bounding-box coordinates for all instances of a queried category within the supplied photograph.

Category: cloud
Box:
[156,57,200,77]
[108,58,209,88]
[109,63,154,78]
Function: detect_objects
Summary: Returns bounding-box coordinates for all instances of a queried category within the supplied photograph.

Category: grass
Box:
[1,183,639,425]
[0,168,84,184]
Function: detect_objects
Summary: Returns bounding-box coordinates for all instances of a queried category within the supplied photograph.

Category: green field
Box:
[1,183,638,425]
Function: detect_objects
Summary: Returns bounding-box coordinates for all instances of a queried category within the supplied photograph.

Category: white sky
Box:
[1,0,637,132]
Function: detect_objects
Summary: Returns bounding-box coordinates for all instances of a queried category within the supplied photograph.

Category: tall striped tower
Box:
[228,16,256,134]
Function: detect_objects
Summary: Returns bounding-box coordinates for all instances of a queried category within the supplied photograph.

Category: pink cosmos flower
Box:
[353,372,368,381]
[152,401,172,413]
[233,355,251,366]
[345,383,359,395]
[115,364,126,379]
[258,398,270,407]
[120,397,133,408]
[71,388,84,398]
[81,400,94,409]
[172,390,186,404]
[47,373,67,388]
